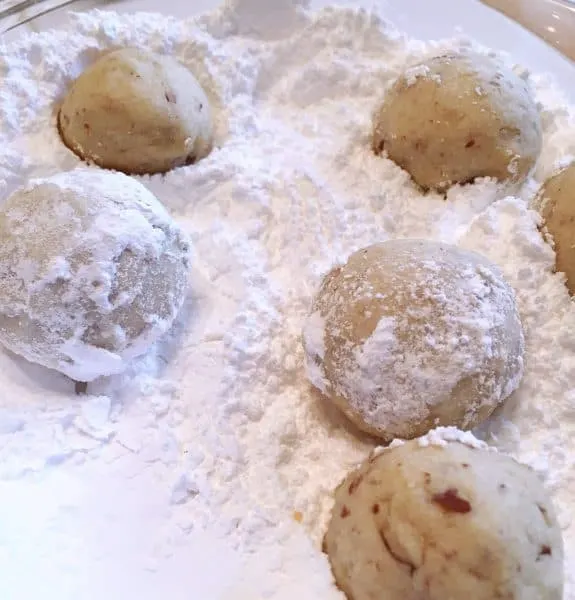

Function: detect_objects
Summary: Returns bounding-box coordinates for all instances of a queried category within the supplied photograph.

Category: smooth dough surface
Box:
[302,239,524,441]
[324,435,564,600]
[536,163,575,294]
[0,169,190,381]
[372,51,542,192]
[58,47,213,175]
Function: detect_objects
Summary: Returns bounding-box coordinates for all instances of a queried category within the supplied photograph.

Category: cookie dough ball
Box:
[372,51,542,192]
[302,239,524,441]
[58,47,213,175]
[0,169,190,381]
[535,163,575,294]
[324,433,564,600]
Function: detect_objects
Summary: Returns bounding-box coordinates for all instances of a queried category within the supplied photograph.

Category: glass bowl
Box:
[3,0,575,97]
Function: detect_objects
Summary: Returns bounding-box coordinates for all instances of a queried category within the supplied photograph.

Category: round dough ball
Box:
[58,47,213,175]
[323,433,564,600]
[372,51,542,192]
[302,239,524,441]
[0,169,190,381]
[535,163,575,294]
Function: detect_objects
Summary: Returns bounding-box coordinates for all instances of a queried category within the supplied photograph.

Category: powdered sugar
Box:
[0,1,573,599]
[356,316,397,371]
[404,63,440,86]
[417,425,492,450]
[373,425,493,453]
[302,310,329,393]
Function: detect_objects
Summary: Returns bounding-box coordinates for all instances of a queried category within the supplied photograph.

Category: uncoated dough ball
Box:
[372,51,542,192]
[0,169,190,381]
[323,433,564,600]
[535,163,575,294]
[58,47,213,175]
[302,239,524,441]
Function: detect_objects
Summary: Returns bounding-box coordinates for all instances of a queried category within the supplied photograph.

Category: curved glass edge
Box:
[0,0,103,41]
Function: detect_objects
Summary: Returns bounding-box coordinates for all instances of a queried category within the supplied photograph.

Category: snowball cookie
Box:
[535,163,575,294]
[302,239,524,441]
[0,169,190,381]
[372,51,542,192]
[58,47,213,175]
[323,432,564,600]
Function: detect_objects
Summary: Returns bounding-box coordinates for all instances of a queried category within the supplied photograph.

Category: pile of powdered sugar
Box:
[0,1,574,599]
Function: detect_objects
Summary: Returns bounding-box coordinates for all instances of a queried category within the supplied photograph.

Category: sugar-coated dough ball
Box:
[324,432,564,600]
[372,51,542,192]
[536,163,575,294]
[0,169,190,381]
[302,239,524,441]
[58,47,213,175]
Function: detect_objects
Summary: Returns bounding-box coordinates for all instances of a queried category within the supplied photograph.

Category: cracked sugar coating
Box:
[324,437,564,600]
[535,162,575,295]
[0,169,190,382]
[302,239,524,441]
[372,51,542,192]
[58,47,213,175]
